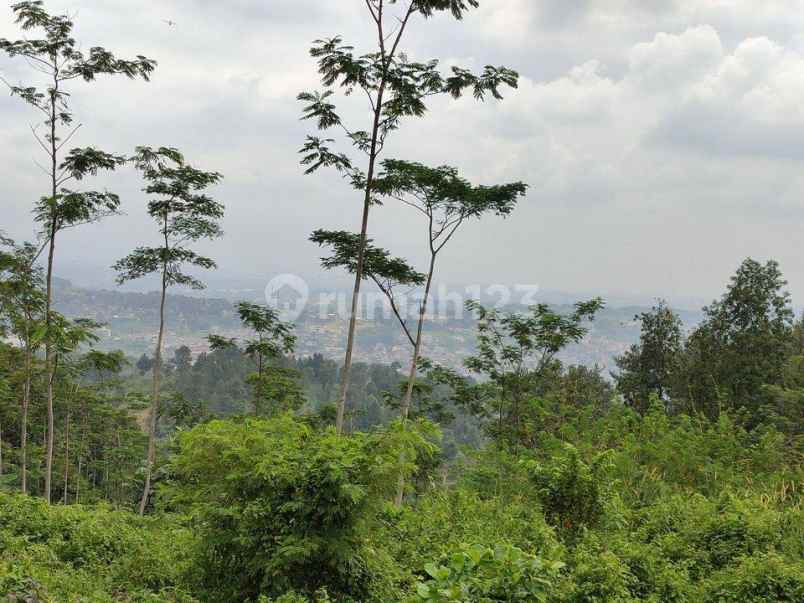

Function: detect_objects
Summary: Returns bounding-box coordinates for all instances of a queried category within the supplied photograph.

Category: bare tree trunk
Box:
[336,122,381,435]
[21,337,31,494]
[395,253,437,506]
[139,267,167,515]
[400,253,437,419]
[43,200,57,504]
[44,68,59,504]
[76,401,86,504]
[62,411,69,504]
[76,456,81,504]
[0,421,4,478]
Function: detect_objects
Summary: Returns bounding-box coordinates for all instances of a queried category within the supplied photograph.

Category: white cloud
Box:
[628,25,723,90]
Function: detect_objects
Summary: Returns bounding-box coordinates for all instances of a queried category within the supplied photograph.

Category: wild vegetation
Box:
[0,1,801,602]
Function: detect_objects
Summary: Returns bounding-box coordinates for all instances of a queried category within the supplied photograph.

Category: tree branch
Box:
[56,123,82,151]
[372,275,416,347]
[29,124,52,157]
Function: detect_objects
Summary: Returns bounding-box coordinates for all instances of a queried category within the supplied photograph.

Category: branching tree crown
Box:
[614,300,683,413]
[311,229,425,346]
[236,301,297,364]
[374,159,526,252]
[680,258,794,418]
[465,299,605,384]
[430,299,605,447]
[299,39,518,187]
[208,302,302,417]
[113,147,224,289]
[1,0,156,245]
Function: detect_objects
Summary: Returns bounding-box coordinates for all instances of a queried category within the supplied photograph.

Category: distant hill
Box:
[52,278,705,374]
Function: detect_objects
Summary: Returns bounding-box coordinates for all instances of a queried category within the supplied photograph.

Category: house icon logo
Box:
[264,274,309,321]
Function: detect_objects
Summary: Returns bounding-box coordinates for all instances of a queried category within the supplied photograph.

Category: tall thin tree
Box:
[299,0,518,433]
[373,160,527,421]
[0,1,156,502]
[114,147,224,514]
[0,238,45,494]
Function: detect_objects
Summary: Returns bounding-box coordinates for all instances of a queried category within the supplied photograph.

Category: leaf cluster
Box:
[113,147,224,289]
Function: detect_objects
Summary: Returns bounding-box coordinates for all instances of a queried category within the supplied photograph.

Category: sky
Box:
[1,0,804,308]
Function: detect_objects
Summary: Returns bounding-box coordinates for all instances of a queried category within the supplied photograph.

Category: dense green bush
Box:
[523,445,612,537]
[0,492,195,602]
[165,414,436,601]
[703,553,804,602]
[414,543,564,602]
[380,488,562,594]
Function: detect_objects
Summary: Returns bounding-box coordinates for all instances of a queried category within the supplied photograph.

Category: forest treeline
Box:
[0,1,802,602]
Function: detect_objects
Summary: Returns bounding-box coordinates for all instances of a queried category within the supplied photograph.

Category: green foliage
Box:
[678,258,795,420]
[248,368,307,416]
[0,492,194,601]
[438,298,604,447]
[311,230,425,288]
[381,487,561,593]
[114,146,224,291]
[703,552,804,602]
[208,301,303,416]
[0,402,800,602]
[299,36,518,180]
[614,300,683,413]
[561,544,636,603]
[1,0,153,245]
[414,543,564,602]
[0,239,44,342]
[166,415,437,601]
[524,445,612,537]
[311,229,424,346]
[374,160,526,221]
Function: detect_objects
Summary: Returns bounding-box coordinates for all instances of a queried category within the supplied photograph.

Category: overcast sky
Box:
[2,0,803,306]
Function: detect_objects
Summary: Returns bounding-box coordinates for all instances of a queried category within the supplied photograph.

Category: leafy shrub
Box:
[259,589,333,603]
[167,415,434,601]
[523,444,612,537]
[380,488,561,594]
[414,543,563,602]
[703,552,804,602]
[0,492,194,601]
[560,542,636,603]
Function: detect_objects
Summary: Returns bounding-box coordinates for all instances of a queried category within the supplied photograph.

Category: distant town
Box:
[51,277,704,375]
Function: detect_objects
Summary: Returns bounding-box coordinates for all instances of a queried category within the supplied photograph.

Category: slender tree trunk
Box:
[335,120,382,434]
[255,338,264,413]
[62,411,69,504]
[334,1,414,434]
[43,164,57,504]
[44,67,59,504]
[0,421,3,478]
[76,401,86,503]
[395,252,437,506]
[21,336,31,494]
[76,456,81,504]
[400,253,437,419]
[139,267,167,515]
